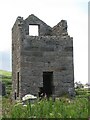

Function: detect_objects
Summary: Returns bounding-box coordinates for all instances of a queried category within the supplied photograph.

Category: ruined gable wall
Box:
[23,14,52,36]
[52,20,68,36]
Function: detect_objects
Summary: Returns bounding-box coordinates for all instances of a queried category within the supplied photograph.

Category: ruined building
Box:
[12,14,74,100]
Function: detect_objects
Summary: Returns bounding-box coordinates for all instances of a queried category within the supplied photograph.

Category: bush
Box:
[75,88,89,95]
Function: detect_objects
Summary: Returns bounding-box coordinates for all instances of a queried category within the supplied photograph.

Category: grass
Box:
[0,70,12,96]
[0,95,2,119]
[2,96,89,118]
[0,70,11,77]
[0,70,12,83]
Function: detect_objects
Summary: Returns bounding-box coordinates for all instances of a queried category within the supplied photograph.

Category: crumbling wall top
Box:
[52,20,68,36]
[12,14,71,38]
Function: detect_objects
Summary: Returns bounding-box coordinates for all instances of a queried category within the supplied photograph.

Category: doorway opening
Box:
[43,72,53,97]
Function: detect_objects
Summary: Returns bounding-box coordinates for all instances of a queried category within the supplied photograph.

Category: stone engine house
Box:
[12,14,74,99]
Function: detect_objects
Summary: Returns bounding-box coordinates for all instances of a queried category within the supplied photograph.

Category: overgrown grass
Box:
[0,95,2,119]
[2,96,89,118]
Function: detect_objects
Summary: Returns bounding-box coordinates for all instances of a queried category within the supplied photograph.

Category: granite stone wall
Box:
[12,14,74,99]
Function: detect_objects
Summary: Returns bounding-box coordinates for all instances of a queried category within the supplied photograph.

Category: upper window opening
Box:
[29,25,39,36]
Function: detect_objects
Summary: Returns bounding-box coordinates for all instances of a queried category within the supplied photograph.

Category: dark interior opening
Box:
[17,72,19,97]
[43,72,53,97]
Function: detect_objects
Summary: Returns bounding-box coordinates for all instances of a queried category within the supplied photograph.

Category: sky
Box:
[0,0,88,84]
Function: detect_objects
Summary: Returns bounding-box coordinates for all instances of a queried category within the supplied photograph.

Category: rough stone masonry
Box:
[12,14,74,100]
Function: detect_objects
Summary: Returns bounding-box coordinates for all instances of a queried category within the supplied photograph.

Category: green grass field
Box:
[0,70,11,77]
[1,70,90,119]
[0,70,12,96]
[0,70,12,83]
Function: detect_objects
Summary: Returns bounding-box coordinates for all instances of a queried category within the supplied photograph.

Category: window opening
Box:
[29,25,39,36]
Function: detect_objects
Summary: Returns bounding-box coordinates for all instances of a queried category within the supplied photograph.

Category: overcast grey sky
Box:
[0,0,88,84]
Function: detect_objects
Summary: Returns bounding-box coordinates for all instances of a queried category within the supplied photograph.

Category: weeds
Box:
[2,96,89,118]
